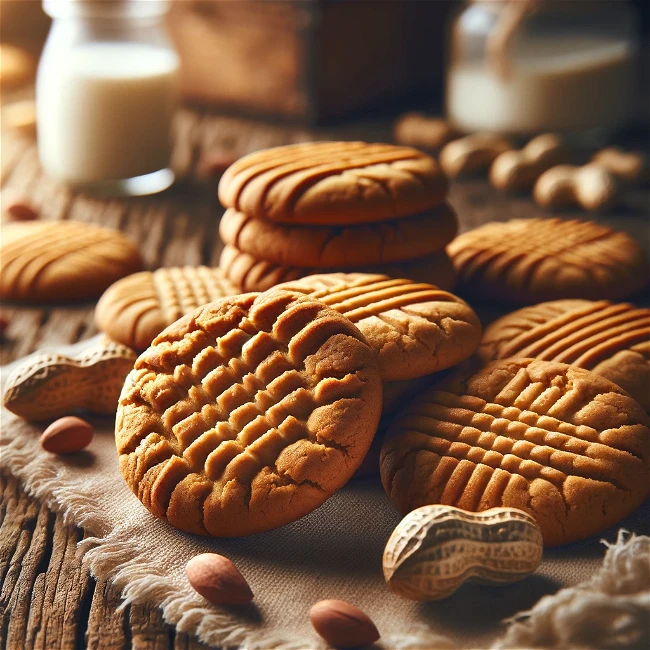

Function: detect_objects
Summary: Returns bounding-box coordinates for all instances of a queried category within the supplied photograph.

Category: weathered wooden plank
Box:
[86,578,130,650]
[129,603,173,650]
[3,503,53,650]
[27,513,93,650]
[174,632,212,650]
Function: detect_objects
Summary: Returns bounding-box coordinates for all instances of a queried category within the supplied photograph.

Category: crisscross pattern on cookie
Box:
[218,141,447,224]
[116,291,381,536]
[0,221,141,301]
[481,300,650,367]
[96,266,237,349]
[276,273,481,380]
[447,218,648,303]
[380,359,650,545]
[480,300,650,410]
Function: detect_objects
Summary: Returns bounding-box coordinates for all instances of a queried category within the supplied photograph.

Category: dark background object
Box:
[167,0,455,123]
[633,0,650,31]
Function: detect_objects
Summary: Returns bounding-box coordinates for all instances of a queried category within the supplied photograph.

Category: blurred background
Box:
[2,0,649,125]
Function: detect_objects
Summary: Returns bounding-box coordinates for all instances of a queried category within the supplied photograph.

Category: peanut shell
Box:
[383,505,543,601]
[3,341,136,421]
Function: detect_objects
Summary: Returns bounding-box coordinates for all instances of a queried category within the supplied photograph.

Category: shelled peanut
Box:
[393,113,458,151]
[310,600,380,648]
[490,134,568,192]
[1,189,39,221]
[591,147,648,186]
[439,133,512,178]
[186,554,253,606]
[533,163,619,211]
[41,416,94,454]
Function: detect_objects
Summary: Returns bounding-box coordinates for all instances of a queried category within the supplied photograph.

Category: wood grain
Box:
[1,107,648,649]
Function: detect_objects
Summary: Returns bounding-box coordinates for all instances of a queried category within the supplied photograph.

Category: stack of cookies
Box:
[216,141,458,292]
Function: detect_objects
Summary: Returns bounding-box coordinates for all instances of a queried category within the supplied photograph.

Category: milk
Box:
[447,35,635,135]
[37,42,179,184]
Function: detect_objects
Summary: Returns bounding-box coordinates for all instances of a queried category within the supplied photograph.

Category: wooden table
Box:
[1,110,648,650]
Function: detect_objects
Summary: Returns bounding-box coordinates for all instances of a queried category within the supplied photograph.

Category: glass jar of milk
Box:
[37,0,179,196]
[446,0,639,142]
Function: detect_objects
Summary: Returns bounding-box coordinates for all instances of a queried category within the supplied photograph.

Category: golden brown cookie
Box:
[0,44,34,89]
[96,266,237,350]
[219,204,457,268]
[275,273,481,381]
[116,290,383,536]
[218,141,448,225]
[447,218,649,304]
[479,300,650,411]
[0,221,142,302]
[380,358,650,546]
[219,245,457,294]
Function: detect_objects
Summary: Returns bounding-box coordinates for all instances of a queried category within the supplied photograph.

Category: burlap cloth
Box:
[1,337,649,650]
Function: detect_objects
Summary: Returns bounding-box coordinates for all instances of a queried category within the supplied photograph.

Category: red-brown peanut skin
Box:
[310,600,380,648]
[2,190,39,221]
[6,201,38,221]
[40,416,93,454]
[185,553,253,606]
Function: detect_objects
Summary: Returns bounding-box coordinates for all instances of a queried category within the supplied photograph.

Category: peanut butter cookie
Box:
[218,141,447,225]
[447,218,649,304]
[479,300,650,411]
[219,204,457,268]
[0,44,34,89]
[380,358,650,546]
[0,221,142,302]
[96,266,237,349]
[116,290,382,536]
[219,245,457,294]
[276,273,481,381]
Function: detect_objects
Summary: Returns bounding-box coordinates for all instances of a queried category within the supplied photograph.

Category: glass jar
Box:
[446,0,639,143]
[37,0,180,196]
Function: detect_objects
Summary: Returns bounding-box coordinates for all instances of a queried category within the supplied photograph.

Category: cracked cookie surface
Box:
[96,266,237,349]
[0,221,142,302]
[479,300,650,411]
[275,273,481,381]
[219,245,457,294]
[380,358,650,546]
[447,218,649,304]
[219,204,457,268]
[218,141,447,225]
[116,290,382,536]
